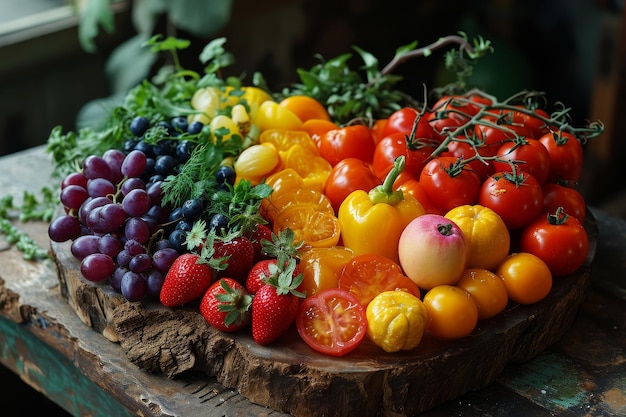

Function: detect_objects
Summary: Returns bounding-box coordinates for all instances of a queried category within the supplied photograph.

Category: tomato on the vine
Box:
[542,182,586,222]
[493,137,551,184]
[520,208,589,276]
[419,156,481,213]
[478,171,543,229]
[296,288,368,357]
[539,130,584,185]
[324,158,382,213]
[338,253,421,308]
[441,137,495,181]
[515,107,551,139]
[430,93,492,122]
[372,131,436,179]
[382,107,437,139]
[318,125,376,166]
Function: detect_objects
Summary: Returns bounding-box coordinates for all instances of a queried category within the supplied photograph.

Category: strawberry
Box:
[200,278,252,332]
[246,258,302,295]
[247,223,273,261]
[251,258,305,345]
[160,253,215,307]
[213,235,255,283]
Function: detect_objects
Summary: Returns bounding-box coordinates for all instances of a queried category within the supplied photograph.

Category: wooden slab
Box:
[50,213,598,417]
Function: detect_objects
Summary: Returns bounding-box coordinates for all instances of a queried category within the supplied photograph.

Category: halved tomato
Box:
[272,205,340,248]
[338,253,421,307]
[296,288,368,356]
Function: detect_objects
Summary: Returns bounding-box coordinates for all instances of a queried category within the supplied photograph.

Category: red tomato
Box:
[542,183,586,222]
[295,288,368,357]
[419,156,481,213]
[382,107,437,139]
[516,108,551,138]
[441,138,495,181]
[428,115,463,142]
[318,125,376,166]
[371,119,388,144]
[478,171,544,229]
[430,94,492,122]
[539,131,584,185]
[493,137,551,184]
[338,253,421,307]
[372,132,436,179]
[324,158,382,213]
[520,208,589,276]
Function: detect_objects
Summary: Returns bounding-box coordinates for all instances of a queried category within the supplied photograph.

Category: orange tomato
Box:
[496,252,552,305]
[265,188,334,222]
[423,285,478,340]
[272,205,341,249]
[456,268,509,320]
[299,246,354,297]
[302,119,339,145]
[279,95,331,122]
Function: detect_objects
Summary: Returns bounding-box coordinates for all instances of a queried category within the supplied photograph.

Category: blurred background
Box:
[0,0,624,415]
[2,0,624,213]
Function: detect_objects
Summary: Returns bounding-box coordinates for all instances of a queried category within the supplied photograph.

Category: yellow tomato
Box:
[496,252,552,305]
[241,86,273,120]
[456,268,509,320]
[210,115,241,142]
[445,204,510,271]
[423,285,478,340]
[259,129,319,155]
[279,143,331,192]
[279,95,331,122]
[366,290,428,353]
[265,188,334,222]
[299,246,355,297]
[254,101,303,131]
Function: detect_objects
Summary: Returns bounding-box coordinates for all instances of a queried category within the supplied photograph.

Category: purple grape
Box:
[117,249,132,268]
[124,239,145,256]
[129,253,152,273]
[102,149,125,184]
[60,185,89,210]
[146,181,164,205]
[125,217,150,244]
[146,204,170,224]
[80,253,115,282]
[87,203,127,234]
[145,269,165,298]
[78,196,113,224]
[152,247,179,272]
[98,234,122,258]
[110,266,128,292]
[154,239,172,250]
[82,155,112,181]
[121,150,148,178]
[141,215,158,234]
[87,178,116,198]
[62,172,88,189]
[71,235,101,260]
[121,271,146,302]
[48,214,81,242]
[120,177,146,196]
[122,189,150,217]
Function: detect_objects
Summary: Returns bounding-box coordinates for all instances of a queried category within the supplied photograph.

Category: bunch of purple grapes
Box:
[48,116,201,302]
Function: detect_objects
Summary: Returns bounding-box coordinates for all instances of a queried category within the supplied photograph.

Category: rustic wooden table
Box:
[0,146,624,417]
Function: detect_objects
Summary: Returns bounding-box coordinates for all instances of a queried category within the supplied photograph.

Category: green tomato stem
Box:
[369,156,406,205]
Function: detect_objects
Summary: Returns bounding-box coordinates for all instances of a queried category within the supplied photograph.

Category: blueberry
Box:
[134,140,155,158]
[209,213,230,235]
[176,140,196,163]
[215,165,236,186]
[156,120,174,136]
[175,219,194,232]
[153,139,177,156]
[170,116,188,133]
[123,139,139,153]
[130,116,150,137]
[168,229,188,253]
[168,207,184,222]
[154,155,177,175]
[182,199,204,221]
[187,121,204,135]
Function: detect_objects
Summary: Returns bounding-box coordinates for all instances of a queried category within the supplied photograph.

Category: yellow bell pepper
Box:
[366,290,428,353]
[338,156,425,263]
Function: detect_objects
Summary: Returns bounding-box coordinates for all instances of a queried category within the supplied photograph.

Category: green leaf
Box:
[78,0,117,53]
[105,34,156,93]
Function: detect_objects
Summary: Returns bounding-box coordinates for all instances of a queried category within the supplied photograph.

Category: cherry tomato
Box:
[278,95,330,122]
[371,118,388,144]
[396,178,441,215]
[520,208,589,276]
[542,183,586,222]
[478,171,543,229]
[324,158,382,213]
[296,288,368,357]
[493,137,551,184]
[382,107,437,140]
[339,253,421,308]
[539,131,584,185]
[428,114,462,141]
[441,138,494,181]
[496,252,552,304]
[302,119,339,145]
[372,132,436,179]
[419,156,481,213]
[516,108,551,138]
[318,125,376,166]
[423,285,478,340]
[456,268,509,320]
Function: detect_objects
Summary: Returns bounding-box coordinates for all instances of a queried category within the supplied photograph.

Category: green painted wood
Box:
[0,315,135,417]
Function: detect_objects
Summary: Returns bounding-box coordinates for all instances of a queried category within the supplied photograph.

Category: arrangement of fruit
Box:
[46,34,602,358]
